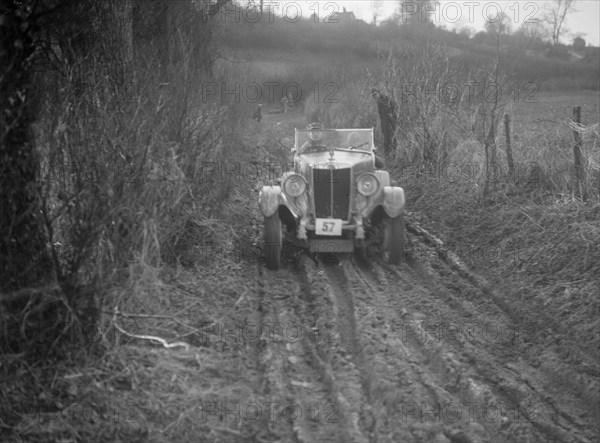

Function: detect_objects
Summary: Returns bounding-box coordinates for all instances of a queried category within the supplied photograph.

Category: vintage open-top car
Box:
[259,125,406,270]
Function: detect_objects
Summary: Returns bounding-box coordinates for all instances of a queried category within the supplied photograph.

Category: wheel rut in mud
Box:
[249,228,598,442]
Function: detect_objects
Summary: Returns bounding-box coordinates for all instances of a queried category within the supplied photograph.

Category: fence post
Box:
[572,106,588,201]
[504,113,514,178]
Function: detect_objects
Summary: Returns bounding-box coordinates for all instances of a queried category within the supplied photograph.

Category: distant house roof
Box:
[324,7,356,24]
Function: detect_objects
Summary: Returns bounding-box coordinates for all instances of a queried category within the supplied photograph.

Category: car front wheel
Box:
[383,214,405,265]
[264,213,282,270]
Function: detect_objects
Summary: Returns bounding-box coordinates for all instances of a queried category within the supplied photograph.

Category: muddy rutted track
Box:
[350,248,596,443]
[252,258,370,442]
[249,234,598,442]
[325,256,504,442]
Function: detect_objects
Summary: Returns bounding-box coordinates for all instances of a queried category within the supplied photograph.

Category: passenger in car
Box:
[346,132,364,149]
[346,131,385,169]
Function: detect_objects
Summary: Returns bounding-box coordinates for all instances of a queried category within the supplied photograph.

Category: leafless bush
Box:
[377,41,468,174]
[372,35,523,199]
[17,32,233,354]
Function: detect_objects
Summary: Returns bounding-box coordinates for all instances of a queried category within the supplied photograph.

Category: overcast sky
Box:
[266,1,599,46]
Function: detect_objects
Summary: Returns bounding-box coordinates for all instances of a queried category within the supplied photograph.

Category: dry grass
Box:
[505,198,600,349]
[407,174,600,364]
[403,90,600,376]
[0,344,262,442]
[1,194,265,442]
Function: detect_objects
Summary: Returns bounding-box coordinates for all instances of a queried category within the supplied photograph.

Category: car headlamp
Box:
[283,174,307,197]
[356,173,379,197]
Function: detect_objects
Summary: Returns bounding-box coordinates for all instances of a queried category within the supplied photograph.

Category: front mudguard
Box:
[259,186,282,218]
[259,184,308,219]
[382,186,405,218]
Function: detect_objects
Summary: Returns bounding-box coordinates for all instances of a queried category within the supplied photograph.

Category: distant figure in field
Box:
[281,92,294,114]
[253,104,262,122]
[371,88,398,158]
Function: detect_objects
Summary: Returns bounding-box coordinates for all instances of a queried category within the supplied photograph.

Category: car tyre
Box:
[264,213,282,270]
[383,214,405,265]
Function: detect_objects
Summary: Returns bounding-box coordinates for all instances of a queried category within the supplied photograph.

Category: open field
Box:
[510,90,599,159]
[506,90,600,195]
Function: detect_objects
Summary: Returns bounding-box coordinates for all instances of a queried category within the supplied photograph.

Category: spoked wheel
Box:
[264,213,282,270]
[383,213,405,265]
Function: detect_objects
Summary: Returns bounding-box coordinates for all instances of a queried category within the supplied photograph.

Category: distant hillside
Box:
[214,6,599,91]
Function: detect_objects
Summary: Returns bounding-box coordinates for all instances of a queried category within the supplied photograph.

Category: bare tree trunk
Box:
[62,0,133,101]
[166,0,180,69]
[0,1,49,290]
[488,119,497,185]
[484,114,498,196]
[572,106,588,201]
[504,113,514,178]
[482,112,490,198]
[107,0,134,85]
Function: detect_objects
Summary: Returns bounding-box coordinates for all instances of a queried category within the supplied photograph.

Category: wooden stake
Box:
[572,106,588,201]
[504,114,514,178]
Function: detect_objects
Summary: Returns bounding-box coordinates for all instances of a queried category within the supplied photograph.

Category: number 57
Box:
[323,222,335,231]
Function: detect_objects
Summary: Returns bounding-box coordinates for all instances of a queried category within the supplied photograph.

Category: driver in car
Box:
[301,122,326,152]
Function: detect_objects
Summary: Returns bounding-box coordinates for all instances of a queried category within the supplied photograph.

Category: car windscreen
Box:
[295,129,374,153]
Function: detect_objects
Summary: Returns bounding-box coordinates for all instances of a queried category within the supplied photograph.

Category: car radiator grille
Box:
[313,167,351,220]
